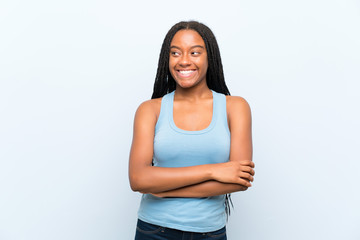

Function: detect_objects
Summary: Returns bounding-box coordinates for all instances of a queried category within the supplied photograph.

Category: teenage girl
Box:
[129,21,255,240]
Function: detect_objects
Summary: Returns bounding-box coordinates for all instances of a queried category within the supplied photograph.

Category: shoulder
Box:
[225,95,252,127]
[226,95,251,115]
[136,98,162,113]
[134,97,162,123]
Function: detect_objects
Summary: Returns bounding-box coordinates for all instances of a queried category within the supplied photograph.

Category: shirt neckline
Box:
[169,90,217,135]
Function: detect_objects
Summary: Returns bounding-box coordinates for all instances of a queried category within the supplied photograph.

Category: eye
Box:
[191,51,201,56]
[171,51,180,56]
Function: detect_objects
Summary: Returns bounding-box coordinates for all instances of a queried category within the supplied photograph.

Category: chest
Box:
[172,99,213,131]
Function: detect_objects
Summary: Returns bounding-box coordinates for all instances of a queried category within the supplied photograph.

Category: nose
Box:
[179,53,191,67]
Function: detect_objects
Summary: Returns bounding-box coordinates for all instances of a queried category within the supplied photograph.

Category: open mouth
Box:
[177,70,196,78]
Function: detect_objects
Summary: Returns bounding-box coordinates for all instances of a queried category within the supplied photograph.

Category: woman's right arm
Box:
[128,100,252,194]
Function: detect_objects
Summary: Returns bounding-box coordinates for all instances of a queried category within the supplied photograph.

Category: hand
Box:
[211,160,255,186]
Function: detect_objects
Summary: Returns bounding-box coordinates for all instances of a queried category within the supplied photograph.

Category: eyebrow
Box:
[170,45,205,50]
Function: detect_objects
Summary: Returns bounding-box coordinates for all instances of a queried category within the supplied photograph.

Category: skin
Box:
[129,30,254,198]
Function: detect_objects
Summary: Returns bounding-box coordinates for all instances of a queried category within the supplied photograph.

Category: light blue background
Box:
[1,0,359,239]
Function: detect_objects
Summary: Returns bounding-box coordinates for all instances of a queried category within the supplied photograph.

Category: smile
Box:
[177,70,196,78]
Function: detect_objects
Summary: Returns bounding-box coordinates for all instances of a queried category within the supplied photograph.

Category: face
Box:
[169,30,208,89]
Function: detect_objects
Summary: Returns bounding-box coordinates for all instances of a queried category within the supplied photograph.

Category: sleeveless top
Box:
[137,90,231,232]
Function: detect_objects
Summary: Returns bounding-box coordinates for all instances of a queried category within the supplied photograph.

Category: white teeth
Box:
[179,70,194,74]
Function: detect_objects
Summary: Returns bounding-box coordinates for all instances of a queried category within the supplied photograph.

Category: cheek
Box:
[199,55,208,66]
[168,59,176,78]
[200,59,208,73]
[169,58,176,70]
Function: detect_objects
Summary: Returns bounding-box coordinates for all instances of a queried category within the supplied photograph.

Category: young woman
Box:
[129,21,254,240]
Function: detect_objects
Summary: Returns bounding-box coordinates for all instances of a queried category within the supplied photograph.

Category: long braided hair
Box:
[151,20,230,98]
[151,21,233,218]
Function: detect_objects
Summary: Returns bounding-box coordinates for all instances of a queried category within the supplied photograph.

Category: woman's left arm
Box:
[151,96,254,198]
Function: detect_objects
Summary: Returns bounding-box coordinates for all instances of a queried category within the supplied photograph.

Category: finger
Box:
[241,166,255,175]
[238,178,252,187]
[247,167,255,176]
[239,172,254,182]
[249,161,255,168]
[239,160,255,168]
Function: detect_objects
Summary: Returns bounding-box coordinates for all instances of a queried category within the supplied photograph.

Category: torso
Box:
[138,90,230,232]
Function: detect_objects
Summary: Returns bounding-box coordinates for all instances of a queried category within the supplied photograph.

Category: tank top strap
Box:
[155,91,174,132]
[212,90,229,132]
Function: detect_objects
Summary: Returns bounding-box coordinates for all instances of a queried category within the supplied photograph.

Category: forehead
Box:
[170,29,205,47]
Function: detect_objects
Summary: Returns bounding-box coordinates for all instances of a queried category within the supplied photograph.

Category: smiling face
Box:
[169,30,208,90]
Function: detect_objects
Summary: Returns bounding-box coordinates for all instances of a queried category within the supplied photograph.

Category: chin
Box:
[176,82,197,89]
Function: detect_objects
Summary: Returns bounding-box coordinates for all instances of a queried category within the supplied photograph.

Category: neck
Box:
[174,84,212,101]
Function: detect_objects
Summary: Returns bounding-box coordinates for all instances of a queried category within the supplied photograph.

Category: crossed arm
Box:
[128,96,254,198]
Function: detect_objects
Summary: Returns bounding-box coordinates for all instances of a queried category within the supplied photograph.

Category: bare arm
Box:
[128,100,252,194]
[150,96,254,197]
[151,181,248,198]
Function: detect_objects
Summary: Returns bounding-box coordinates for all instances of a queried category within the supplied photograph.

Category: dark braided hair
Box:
[151,20,234,218]
[151,20,230,99]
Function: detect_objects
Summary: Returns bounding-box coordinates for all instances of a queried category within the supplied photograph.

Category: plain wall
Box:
[1,0,359,239]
